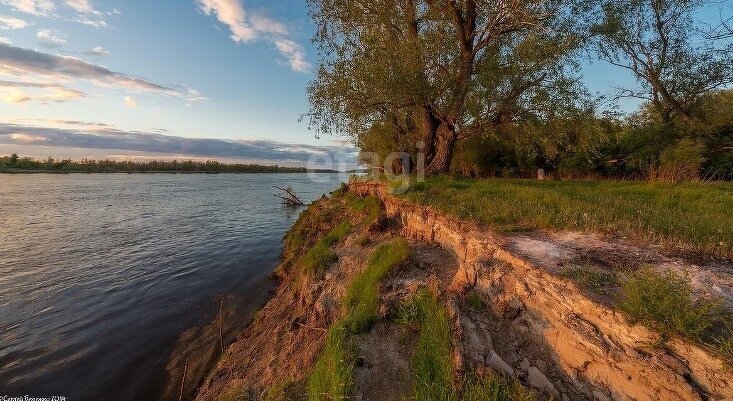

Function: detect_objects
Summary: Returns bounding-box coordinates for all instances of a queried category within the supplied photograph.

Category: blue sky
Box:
[0,0,728,165]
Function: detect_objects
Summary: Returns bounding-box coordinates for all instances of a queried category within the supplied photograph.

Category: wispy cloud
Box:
[36,29,66,48]
[64,0,93,13]
[0,79,85,103]
[0,15,29,29]
[0,122,356,166]
[0,36,11,44]
[0,0,55,16]
[0,43,206,102]
[83,45,108,57]
[195,0,311,73]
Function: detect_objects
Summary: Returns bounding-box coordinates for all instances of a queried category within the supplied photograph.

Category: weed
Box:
[618,267,725,341]
[465,291,485,310]
[561,265,618,293]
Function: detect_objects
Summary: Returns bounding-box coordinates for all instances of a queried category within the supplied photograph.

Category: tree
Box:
[592,0,733,125]
[10,153,18,166]
[307,0,586,175]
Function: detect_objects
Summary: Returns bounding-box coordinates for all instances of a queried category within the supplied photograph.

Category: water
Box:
[0,173,343,400]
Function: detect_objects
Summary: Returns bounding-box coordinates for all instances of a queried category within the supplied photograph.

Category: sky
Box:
[0,0,728,167]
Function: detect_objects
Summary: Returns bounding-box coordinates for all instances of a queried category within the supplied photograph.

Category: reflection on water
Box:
[0,173,342,401]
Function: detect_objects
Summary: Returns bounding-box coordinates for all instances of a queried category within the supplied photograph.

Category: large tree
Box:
[592,0,733,125]
[307,0,585,174]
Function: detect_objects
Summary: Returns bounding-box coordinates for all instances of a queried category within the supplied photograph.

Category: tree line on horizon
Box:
[0,154,334,174]
[305,0,733,180]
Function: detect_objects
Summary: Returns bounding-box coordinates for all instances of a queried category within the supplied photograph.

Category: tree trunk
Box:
[425,124,457,175]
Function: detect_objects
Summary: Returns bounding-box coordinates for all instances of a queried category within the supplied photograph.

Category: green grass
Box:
[307,324,355,401]
[300,222,352,277]
[307,238,410,400]
[343,238,409,333]
[465,291,485,311]
[344,193,382,225]
[561,265,618,293]
[618,267,725,341]
[399,176,733,258]
[400,290,534,401]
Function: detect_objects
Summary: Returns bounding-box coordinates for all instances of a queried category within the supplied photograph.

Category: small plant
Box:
[618,267,724,341]
[465,291,485,310]
[461,373,535,401]
[561,265,617,293]
[299,222,352,277]
[343,193,382,225]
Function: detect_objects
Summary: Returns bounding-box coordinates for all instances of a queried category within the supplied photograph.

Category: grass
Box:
[344,193,382,225]
[618,267,726,341]
[561,265,618,293]
[398,176,733,258]
[343,238,410,333]
[307,238,409,400]
[300,222,352,277]
[465,290,485,311]
[400,289,534,401]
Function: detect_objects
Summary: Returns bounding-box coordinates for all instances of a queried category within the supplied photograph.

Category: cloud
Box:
[9,132,47,142]
[64,0,93,13]
[0,15,29,29]
[123,95,137,108]
[83,45,108,57]
[0,0,55,16]
[0,122,357,166]
[195,0,311,73]
[0,36,11,44]
[36,29,66,48]
[0,80,85,103]
[0,43,206,101]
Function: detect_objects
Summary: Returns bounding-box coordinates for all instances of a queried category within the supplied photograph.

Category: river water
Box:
[0,173,344,400]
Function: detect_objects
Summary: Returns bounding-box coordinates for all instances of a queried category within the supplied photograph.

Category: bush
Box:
[650,138,707,182]
[619,267,724,340]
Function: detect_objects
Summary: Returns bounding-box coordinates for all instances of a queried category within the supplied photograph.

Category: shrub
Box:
[650,138,707,182]
[619,267,724,340]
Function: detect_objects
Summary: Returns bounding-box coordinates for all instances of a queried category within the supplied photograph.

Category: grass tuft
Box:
[465,291,485,311]
[619,267,725,341]
[461,373,535,401]
[344,193,382,225]
[561,265,618,293]
[300,222,352,277]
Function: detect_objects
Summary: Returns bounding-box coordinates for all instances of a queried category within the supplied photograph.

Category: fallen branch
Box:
[272,186,305,205]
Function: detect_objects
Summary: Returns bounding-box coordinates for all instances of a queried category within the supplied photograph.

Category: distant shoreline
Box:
[0,169,340,174]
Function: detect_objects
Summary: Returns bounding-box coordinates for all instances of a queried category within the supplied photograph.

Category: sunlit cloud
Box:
[0,0,55,16]
[195,0,311,73]
[0,80,85,104]
[9,132,48,142]
[64,0,93,13]
[0,36,11,44]
[123,95,137,108]
[0,43,207,102]
[36,29,66,48]
[0,15,29,29]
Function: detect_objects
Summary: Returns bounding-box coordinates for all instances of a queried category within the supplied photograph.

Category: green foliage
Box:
[561,265,618,293]
[651,138,707,182]
[307,324,355,401]
[344,238,409,334]
[401,176,733,258]
[619,268,725,341]
[263,381,307,401]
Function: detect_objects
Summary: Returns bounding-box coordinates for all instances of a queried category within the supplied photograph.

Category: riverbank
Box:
[192,179,733,401]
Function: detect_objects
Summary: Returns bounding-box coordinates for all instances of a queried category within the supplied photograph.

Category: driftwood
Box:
[272,186,305,206]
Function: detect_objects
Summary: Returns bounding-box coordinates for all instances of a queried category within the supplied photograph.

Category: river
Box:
[0,173,344,400]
